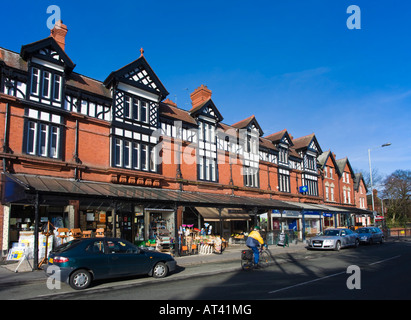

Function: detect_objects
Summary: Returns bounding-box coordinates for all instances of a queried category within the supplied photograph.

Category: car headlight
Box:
[360,236,368,240]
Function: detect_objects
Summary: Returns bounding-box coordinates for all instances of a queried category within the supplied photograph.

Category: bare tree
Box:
[381,170,411,226]
[354,168,384,194]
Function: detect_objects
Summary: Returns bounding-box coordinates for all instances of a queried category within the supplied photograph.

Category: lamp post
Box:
[368,143,391,214]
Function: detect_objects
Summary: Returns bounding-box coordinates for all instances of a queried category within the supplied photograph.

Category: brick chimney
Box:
[190,85,212,109]
[50,20,68,51]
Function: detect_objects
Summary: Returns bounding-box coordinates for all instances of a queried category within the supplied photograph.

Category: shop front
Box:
[1,172,301,268]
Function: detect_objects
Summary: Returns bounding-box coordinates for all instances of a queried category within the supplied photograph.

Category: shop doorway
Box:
[118,212,133,243]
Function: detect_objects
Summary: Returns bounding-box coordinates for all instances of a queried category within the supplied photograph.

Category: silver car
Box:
[357,227,384,244]
[307,228,360,251]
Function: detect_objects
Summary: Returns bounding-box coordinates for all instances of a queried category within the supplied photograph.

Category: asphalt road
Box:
[17,240,411,301]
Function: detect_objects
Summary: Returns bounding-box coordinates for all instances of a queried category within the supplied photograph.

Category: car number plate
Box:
[313,243,322,246]
[48,258,53,264]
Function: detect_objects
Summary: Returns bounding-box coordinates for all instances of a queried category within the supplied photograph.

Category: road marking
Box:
[268,271,346,294]
[268,255,401,295]
[368,255,401,266]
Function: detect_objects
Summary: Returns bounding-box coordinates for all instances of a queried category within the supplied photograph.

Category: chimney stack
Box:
[190,85,212,110]
[50,20,68,51]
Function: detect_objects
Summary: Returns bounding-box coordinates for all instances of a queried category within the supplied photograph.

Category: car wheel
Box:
[152,262,168,278]
[69,269,92,290]
[355,239,360,248]
[369,238,373,245]
[334,241,341,251]
[380,237,384,244]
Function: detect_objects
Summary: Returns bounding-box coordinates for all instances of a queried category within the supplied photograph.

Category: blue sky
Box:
[1,0,410,178]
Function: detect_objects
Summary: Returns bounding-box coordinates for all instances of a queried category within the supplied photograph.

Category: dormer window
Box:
[116,91,151,125]
[279,147,288,164]
[29,65,63,105]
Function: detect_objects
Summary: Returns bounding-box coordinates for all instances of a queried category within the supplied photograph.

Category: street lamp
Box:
[368,143,391,214]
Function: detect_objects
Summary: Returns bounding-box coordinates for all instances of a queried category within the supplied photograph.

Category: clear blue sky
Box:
[1,0,410,178]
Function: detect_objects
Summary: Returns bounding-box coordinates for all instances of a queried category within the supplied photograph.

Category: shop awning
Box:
[330,205,373,215]
[1,173,301,211]
[195,207,252,221]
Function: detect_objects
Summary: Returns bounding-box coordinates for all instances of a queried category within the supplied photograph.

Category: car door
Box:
[80,240,110,280]
[340,230,350,247]
[372,228,382,242]
[106,239,151,277]
[346,229,356,246]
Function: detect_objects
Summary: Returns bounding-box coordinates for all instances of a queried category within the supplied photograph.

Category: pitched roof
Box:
[231,115,264,136]
[189,99,223,122]
[354,173,368,193]
[0,47,27,71]
[318,150,341,176]
[336,157,355,178]
[159,101,197,126]
[264,129,294,146]
[103,55,169,100]
[20,36,76,72]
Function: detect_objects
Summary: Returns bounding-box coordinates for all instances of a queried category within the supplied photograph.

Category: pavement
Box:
[0,241,308,288]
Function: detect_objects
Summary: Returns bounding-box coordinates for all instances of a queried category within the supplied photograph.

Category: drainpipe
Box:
[74,119,80,180]
[33,192,40,270]
[2,102,10,172]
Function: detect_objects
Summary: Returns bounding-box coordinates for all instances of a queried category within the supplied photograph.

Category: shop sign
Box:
[323,213,333,217]
[7,245,26,261]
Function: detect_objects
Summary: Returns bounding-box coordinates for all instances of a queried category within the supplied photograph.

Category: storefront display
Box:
[179,224,226,256]
[80,210,112,235]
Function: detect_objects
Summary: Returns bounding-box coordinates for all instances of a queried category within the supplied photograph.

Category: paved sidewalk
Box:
[0,242,308,288]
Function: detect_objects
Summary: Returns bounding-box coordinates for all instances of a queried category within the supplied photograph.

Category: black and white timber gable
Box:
[21,37,75,109]
[104,55,168,131]
[0,55,28,99]
[104,54,169,174]
[190,100,222,183]
[293,134,322,197]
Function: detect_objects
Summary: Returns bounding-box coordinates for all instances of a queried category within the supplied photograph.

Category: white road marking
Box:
[268,271,346,294]
[268,255,401,295]
[368,255,401,266]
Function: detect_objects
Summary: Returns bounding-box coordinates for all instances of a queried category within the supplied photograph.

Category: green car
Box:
[45,237,176,290]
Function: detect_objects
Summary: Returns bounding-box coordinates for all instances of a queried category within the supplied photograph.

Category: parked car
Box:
[307,228,359,251]
[45,237,177,290]
[357,227,384,244]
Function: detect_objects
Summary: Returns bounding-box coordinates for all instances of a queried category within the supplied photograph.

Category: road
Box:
[2,241,411,301]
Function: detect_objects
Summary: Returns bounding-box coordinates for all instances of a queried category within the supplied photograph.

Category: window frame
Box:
[24,119,62,159]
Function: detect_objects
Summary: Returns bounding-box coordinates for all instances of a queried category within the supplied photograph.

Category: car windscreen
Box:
[357,228,371,234]
[52,239,82,253]
[323,230,340,236]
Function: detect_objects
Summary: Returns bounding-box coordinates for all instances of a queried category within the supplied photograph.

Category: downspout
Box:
[74,119,80,180]
[2,102,10,172]
[33,192,40,270]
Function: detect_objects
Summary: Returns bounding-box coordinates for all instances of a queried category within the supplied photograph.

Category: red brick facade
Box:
[0,23,371,252]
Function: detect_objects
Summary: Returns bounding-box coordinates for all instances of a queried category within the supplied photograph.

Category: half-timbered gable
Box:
[103,52,169,174]
[21,36,75,109]
[188,85,222,183]
[292,133,322,197]
[231,115,263,188]
[264,129,294,193]
[0,29,77,162]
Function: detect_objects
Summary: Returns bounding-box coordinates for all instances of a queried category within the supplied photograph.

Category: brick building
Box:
[0,22,370,262]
